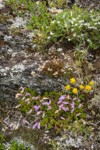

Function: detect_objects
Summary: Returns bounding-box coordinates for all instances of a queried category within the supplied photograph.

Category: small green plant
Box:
[0,134,5,150]
[16,78,94,133]
[0,134,31,150]
[9,140,31,150]
[5,1,100,50]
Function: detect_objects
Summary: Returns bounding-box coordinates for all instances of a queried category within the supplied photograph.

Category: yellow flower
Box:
[89,81,94,86]
[65,85,71,90]
[79,85,84,90]
[72,88,78,94]
[70,78,76,84]
[85,85,92,91]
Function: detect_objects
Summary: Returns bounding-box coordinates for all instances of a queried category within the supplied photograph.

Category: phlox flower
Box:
[33,105,41,112]
[25,98,30,102]
[47,106,52,110]
[15,93,22,98]
[73,97,77,101]
[19,87,25,93]
[78,104,82,108]
[70,102,75,113]
[32,122,40,129]
[25,93,31,97]
[27,109,33,114]
[42,100,51,106]
[62,101,69,105]
[59,104,69,112]
[59,95,66,101]
[58,95,66,104]
[35,96,40,100]
[62,106,69,112]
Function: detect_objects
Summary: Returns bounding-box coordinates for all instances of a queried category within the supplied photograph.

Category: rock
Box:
[0,21,65,104]
[0,0,5,10]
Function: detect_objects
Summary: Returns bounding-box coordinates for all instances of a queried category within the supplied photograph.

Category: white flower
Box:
[50,32,54,35]
[47,36,51,39]
[57,48,63,52]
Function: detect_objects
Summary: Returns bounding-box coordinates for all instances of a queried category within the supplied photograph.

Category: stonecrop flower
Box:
[89,81,94,86]
[65,85,71,90]
[85,85,92,91]
[72,88,78,94]
[70,78,76,84]
[79,85,84,90]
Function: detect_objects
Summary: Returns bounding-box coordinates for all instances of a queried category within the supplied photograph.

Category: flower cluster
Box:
[15,79,94,131]
[65,78,94,95]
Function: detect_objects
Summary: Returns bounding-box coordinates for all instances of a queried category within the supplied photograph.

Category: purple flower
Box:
[27,109,33,114]
[32,122,40,129]
[19,87,24,90]
[19,87,25,93]
[33,105,40,112]
[25,98,30,102]
[59,95,66,101]
[37,122,40,129]
[27,101,30,104]
[78,99,81,102]
[35,96,40,100]
[15,93,22,98]
[78,104,82,108]
[59,104,69,112]
[42,100,51,106]
[25,93,31,97]
[47,106,52,110]
[32,96,36,100]
[70,102,75,113]
[62,106,69,112]
[62,101,69,105]
[73,97,77,101]
[59,104,64,109]
[70,102,75,109]
[23,119,30,125]
[58,95,66,104]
